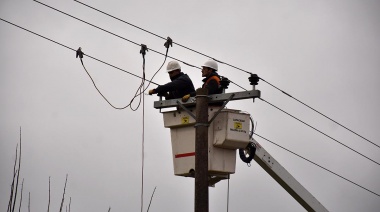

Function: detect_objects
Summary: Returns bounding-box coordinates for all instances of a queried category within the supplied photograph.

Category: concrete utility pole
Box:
[194,88,209,212]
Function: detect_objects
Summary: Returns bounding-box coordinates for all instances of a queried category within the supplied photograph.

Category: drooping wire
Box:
[140,49,146,212]
[226,174,230,212]
[130,44,148,111]
[253,133,380,197]
[258,97,380,166]
[33,0,198,70]
[76,46,147,110]
[137,37,172,96]
[118,39,171,109]
[259,77,379,149]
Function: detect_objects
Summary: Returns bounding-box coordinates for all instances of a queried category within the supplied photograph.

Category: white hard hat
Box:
[166,61,181,73]
[202,59,218,71]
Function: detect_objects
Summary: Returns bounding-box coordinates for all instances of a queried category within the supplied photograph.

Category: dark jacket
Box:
[154,72,195,99]
[190,72,223,96]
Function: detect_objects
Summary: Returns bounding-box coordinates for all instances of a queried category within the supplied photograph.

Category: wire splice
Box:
[164,37,173,49]
[76,47,83,59]
[140,44,148,57]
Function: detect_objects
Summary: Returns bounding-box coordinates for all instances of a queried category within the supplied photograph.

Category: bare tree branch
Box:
[7,144,18,212]
[59,174,68,212]
[12,127,22,212]
[18,179,24,212]
[69,197,71,212]
[28,192,30,212]
[147,186,157,212]
[108,207,111,212]
[47,176,50,212]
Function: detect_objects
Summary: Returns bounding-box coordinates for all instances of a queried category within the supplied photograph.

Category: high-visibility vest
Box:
[203,75,220,87]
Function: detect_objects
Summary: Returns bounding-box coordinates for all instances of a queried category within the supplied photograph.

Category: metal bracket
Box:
[176,100,196,119]
[208,93,235,124]
[154,90,260,109]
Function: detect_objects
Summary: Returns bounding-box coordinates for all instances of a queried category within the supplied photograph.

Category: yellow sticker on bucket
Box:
[234,122,242,129]
[182,116,189,124]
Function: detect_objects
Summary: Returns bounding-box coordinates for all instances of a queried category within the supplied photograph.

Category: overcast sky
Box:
[1,0,380,211]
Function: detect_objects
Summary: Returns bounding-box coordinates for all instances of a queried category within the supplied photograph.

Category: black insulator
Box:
[220,77,230,89]
[249,74,259,85]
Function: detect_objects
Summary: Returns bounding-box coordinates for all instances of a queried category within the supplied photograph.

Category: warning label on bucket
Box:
[234,122,242,129]
[181,116,189,124]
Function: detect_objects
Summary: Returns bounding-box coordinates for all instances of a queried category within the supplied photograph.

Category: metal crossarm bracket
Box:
[154,90,261,109]
[176,100,196,119]
[208,93,235,124]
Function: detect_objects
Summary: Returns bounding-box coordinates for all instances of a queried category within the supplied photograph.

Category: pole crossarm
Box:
[153,90,261,109]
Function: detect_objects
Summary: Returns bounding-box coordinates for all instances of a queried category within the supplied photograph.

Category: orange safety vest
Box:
[203,75,220,87]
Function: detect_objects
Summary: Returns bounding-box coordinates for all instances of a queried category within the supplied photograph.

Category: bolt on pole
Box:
[194,88,209,212]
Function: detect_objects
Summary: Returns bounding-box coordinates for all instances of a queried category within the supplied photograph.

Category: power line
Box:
[3,6,378,204]
[234,80,379,166]
[4,3,377,168]
[71,0,376,150]
[259,77,379,149]
[0,18,158,86]
[258,97,380,166]
[253,133,380,197]
[33,0,257,92]
[73,0,251,75]
[33,0,199,70]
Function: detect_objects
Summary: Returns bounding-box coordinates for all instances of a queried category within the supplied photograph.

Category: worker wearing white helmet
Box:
[182,59,223,102]
[149,61,195,100]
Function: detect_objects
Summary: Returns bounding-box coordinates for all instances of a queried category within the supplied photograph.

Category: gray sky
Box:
[1,0,380,211]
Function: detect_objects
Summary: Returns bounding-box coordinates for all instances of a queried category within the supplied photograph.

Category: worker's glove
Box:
[148,89,155,95]
[182,94,191,102]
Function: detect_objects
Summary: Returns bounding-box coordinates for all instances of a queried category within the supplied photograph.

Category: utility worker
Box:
[149,61,195,100]
[182,59,222,102]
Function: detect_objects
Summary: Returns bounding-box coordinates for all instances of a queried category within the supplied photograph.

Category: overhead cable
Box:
[0,18,158,85]
[34,0,248,91]
[33,0,199,70]
[259,77,379,149]
[229,80,379,166]
[73,0,251,74]
[259,97,380,166]
[254,133,380,197]
[71,0,376,149]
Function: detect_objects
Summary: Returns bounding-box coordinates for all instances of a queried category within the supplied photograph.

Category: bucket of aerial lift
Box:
[162,106,250,179]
